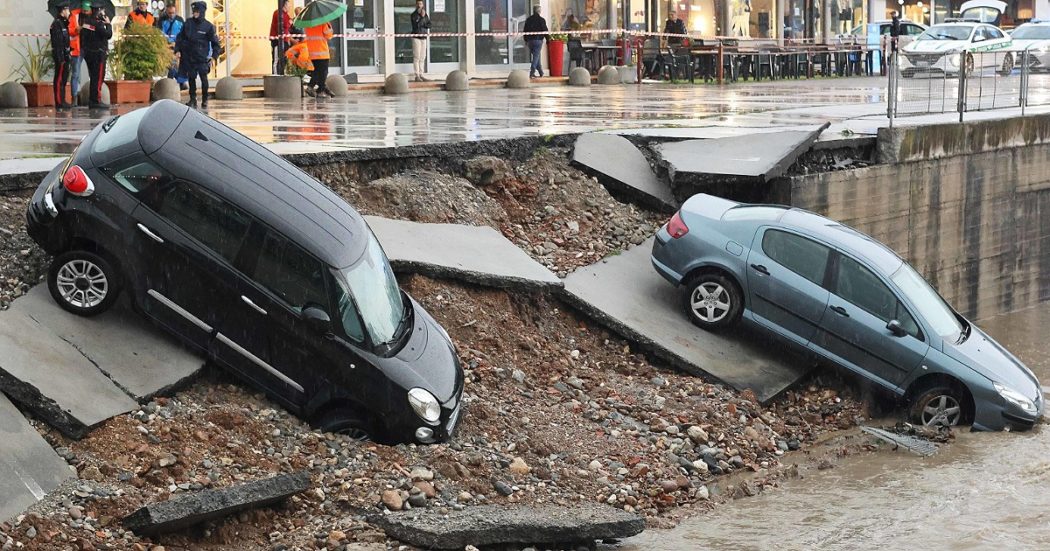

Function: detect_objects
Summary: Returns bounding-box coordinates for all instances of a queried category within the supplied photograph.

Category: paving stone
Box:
[366,216,561,291]
[10,286,204,401]
[371,504,644,549]
[562,238,810,402]
[123,471,310,535]
[572,132,675,211]
[0,307,139,439]
[0,392,74,522]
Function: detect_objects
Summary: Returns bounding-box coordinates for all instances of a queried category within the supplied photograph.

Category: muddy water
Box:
[620,303,1050,551]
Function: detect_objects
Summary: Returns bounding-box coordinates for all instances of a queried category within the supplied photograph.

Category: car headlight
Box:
[949,55,961,66]
[408,388,441,425]
[994,383,1037,414]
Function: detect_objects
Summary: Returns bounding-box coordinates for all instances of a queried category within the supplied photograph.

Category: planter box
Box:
[21,82,72,108]
[105,80,152,104]
[548,40,566,77]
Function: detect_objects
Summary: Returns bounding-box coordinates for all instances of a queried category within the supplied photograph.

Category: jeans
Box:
[69,56,80,102]
[528,39,543,76]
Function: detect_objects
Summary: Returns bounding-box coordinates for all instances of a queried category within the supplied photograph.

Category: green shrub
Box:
[111,22,173,81]
[8,38,54,83]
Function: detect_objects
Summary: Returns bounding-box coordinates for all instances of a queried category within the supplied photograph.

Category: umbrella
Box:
[47,0,115,18]
[294,0,347,29]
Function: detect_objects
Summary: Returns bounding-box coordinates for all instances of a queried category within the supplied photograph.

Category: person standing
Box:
[79,2,112,108]
[304,22,334,97]
[156,3,185,87]
[270,0,292,74]
[411,0,431,82]
[68,2,83,106]
[523,5,548,78]
[50,3,73,109]
[126,0,155,28]
[176,1,222,109]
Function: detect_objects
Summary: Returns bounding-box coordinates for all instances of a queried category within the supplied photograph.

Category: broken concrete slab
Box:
[366,216,562,291]
[0,308,139,439]
[572,133,676,212]
[10,286,204,401]
[654,124,829,185]
[0,392,74,522]
[562,239,810,402]
[124,471,310,535]
[371,504,644,549]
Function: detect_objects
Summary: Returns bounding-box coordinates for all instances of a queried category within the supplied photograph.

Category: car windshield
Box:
[960,7,1001,23]
[918,25,973,41]
[334,232,406,347]
[91,108,148,154]
[1011,25,1050,39]
[890,263,964,340]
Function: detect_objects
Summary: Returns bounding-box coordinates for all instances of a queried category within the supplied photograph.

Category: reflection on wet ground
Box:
[620,301,1050,551]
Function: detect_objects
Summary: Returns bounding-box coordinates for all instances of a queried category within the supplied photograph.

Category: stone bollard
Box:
[384,73,409,95]
[445,70,469,91]
[263,75,302,99]
[0,81,28,108]
[617,65,638,84]
[568,67,591,86]
[78,81,110,105]
[215,76,244,100]
[597,65,621,85]
[506,69,530,89]
[325,75,348,97]
[151,78,180,102]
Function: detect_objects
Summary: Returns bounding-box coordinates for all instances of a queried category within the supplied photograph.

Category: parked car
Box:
[1008,20,1050,71]
[900,22,1014,77]
[650,194,1043,431]
[25,100,464,445]
[958,0,1013,29]
[846,19,927,48]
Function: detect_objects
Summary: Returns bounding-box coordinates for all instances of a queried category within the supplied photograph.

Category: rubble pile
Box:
[0,191,49,310]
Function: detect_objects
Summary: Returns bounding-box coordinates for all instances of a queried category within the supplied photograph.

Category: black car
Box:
[25,100,464,444]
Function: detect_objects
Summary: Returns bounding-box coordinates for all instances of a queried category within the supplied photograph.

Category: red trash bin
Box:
[548,40,566,77]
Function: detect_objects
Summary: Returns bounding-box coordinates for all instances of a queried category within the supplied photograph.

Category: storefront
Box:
[549,0,613,31]
[394,0,465,73]
[474,0,530,69]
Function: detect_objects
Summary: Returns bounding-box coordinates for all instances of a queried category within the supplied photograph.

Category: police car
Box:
[1008,20,1050,72]
[900,21,1014,77]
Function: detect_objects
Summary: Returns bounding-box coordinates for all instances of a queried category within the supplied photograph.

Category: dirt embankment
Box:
[0,148,863,550]
[0,190,50,310]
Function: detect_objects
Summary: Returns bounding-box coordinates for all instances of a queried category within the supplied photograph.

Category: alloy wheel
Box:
[55,259,109,309]
[920,394,962,427]
[337,426,371,443]
[690,282,731,323]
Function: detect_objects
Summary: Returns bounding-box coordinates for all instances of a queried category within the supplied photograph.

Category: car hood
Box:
[1010,39,1050,50]
[943,324,1042,402]
[906,40,968,53]
[376,297,462,405]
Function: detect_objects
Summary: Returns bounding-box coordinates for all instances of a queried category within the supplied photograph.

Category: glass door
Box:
[395,0,463,73]
[343,0,379,74]
[475,0,530,68]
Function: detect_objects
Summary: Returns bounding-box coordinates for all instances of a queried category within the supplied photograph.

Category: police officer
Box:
[50,2,73,109]
[79,1,112,108]
[175,1,222,109]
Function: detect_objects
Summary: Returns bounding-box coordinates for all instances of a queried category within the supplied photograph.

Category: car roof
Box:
[777,209,904,274]
[137,100,368,269]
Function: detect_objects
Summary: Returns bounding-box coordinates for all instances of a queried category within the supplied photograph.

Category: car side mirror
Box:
[886,319,907,337]
[302,305,332,334]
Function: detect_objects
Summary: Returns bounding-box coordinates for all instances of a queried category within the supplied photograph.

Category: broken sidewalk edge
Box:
[0,369,92,440]
[388,259,564,292]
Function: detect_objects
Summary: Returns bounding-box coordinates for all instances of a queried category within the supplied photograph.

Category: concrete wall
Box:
[0,2,53,82]
[790,142,1050,321]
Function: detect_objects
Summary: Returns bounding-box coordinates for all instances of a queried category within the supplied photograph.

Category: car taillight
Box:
[62,165,94,197]
[667,211,689,239]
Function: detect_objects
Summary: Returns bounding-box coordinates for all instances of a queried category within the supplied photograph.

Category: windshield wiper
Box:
[377,297,413,355]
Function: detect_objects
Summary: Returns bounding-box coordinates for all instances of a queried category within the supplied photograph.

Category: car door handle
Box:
[241,295,267,316]
[137,223,164,244]
[750,263,770,276]
[830,305,850,317]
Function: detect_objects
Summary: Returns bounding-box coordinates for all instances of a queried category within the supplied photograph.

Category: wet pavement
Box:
[2,75,1049,161]
[619,300,1050,551]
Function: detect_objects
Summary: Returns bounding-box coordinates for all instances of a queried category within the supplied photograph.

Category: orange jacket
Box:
[128,10,155,27]
[285,42,314,70]
[69,9,81,57]
[305,23,333,60]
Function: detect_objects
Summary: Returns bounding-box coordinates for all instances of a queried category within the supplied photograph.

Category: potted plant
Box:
[548,33,568,77]
[107,22,173,104]
[9,38,56,107]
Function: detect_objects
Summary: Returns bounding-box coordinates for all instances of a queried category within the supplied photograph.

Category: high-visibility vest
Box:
[305,24,333,60]
[128,11,155,27]
[285,41,314,70]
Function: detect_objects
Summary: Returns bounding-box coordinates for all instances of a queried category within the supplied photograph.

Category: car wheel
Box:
[909,384,970,427]
[317,407,375,442]
[998,53,1014,76]
[682,273,742,330]
[47,250,120,317]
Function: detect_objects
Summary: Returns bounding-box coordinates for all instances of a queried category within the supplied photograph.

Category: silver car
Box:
[651,194,1043,431]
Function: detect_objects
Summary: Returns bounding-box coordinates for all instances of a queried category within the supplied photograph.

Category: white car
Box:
[900,22,1014,77]
[1009,21,1050,72]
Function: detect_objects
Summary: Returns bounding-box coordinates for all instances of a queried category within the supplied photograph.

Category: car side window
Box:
[104,159,171,194]
[252,231,329,313]
[761,229,831,286]
[987,27,1004,39]
[155,182,250,264]
[907,24,925,36]
[833,254,916,330]
[973,27,987,41]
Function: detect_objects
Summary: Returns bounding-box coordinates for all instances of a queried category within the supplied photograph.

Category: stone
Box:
[658,479,678,493]
[410,467,434,482]
[506,69,530,89]
[215,77,244,100]
[696,485,710,500]
[493,480,514,496]
[463,156,511,186]
[370,504,645,550]
[81,465,103,481]
[343,73,359,84]
[588,460,602,472]
[0,393,74,522]
[508,457,530,476]
[324,75,348,97]
[382,490,403,511]
[0,81,27,108]
[572,133,675,211]
[123,471,309,535]
[568,67,591,86]
[408,491,428,508]
[413,481,437,498]
[384,73,409,95]
[686,426,709,445]
[263,75,302,100]
[597,65,621,85]
[617,65,638,84]
[78,81,110,105]
[151,78,180,102]
[445,70,469,91]
[68,506,84,520]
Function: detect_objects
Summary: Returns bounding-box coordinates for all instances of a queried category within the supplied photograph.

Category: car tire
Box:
[317,407,376,442]
[998,53,1014,76]
[682,273,743,330]
[47,250,121,317]
[908,383,972,427]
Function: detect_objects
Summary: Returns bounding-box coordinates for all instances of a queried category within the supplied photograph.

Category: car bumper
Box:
[972,393,1044,432]
[651,228,684,285]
